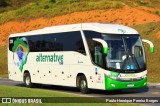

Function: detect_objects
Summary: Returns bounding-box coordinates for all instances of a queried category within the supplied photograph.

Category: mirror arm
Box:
[92,38,108,54]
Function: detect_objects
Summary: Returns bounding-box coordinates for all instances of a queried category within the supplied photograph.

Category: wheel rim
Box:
[26,76,30,85]
[81,80,86,89]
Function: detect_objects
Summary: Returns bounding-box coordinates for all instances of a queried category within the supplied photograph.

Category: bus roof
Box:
[9,23,138,37]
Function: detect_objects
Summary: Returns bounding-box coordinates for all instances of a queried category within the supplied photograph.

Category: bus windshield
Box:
[103,34,146,72]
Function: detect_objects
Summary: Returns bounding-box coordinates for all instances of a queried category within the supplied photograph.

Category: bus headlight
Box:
[105,74,118,80]
[110,76,118,80]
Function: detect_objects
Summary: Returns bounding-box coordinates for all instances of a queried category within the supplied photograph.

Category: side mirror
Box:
[92,38,108,54]
[142,39,154,53]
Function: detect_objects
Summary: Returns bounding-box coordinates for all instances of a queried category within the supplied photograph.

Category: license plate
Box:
[127,84,134,87]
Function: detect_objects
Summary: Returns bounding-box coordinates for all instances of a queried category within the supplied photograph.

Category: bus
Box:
[8,23,154,94]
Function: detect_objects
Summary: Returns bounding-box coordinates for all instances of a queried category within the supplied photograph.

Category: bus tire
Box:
[24,73,33,88]
[80,75,89,94]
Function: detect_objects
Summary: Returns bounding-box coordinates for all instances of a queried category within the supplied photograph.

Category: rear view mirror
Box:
[142,39,154,53]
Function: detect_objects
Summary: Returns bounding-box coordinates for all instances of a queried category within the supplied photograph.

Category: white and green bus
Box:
[8,23,154,93]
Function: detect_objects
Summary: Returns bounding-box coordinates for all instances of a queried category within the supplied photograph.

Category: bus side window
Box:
[9,38,14,51]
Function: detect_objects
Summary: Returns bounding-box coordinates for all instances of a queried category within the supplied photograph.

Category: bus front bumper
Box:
[105,76,147,90]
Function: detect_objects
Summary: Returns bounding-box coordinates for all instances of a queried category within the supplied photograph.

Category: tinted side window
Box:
[55,32,86,54]
[9,37,16,51]
[9,31,86,55]
[27,35,61,52]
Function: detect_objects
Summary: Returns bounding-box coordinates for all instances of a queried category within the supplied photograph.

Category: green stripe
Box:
[105,76,147,90]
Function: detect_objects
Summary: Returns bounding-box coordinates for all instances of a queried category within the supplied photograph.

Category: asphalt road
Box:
[0,78,160,106]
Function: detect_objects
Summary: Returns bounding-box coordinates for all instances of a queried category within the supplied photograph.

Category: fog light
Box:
[111,84,115,87]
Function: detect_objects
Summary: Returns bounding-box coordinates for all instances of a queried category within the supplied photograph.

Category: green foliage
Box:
[50,0,56,3]
[56,0,80,4]
[0,0,8,7]
[0,0,159,24]
[0,0,36,13]
[0,85,75,97]
[155,11,160,16]
[44,5,49,9]
[0,0,124,24]
[90,0,98,2]
[0,86,139,106]
[136,0,149,6]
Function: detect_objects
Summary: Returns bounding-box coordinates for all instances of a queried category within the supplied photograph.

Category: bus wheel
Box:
[24,73,33,88]
[80,75,89,94]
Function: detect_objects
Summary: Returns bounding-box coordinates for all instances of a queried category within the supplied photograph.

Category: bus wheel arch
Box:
[76,73,90,94]
[23,70,33,88]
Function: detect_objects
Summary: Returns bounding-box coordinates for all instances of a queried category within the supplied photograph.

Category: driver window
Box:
[134,46,143,57]
[94,42,104,68]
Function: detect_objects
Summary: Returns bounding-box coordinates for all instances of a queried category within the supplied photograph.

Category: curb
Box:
[147,82,160,86]
[0,77,8,79]
[0,78,8,80]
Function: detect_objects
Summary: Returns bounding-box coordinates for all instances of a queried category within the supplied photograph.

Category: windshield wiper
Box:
[121,50,130,70]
